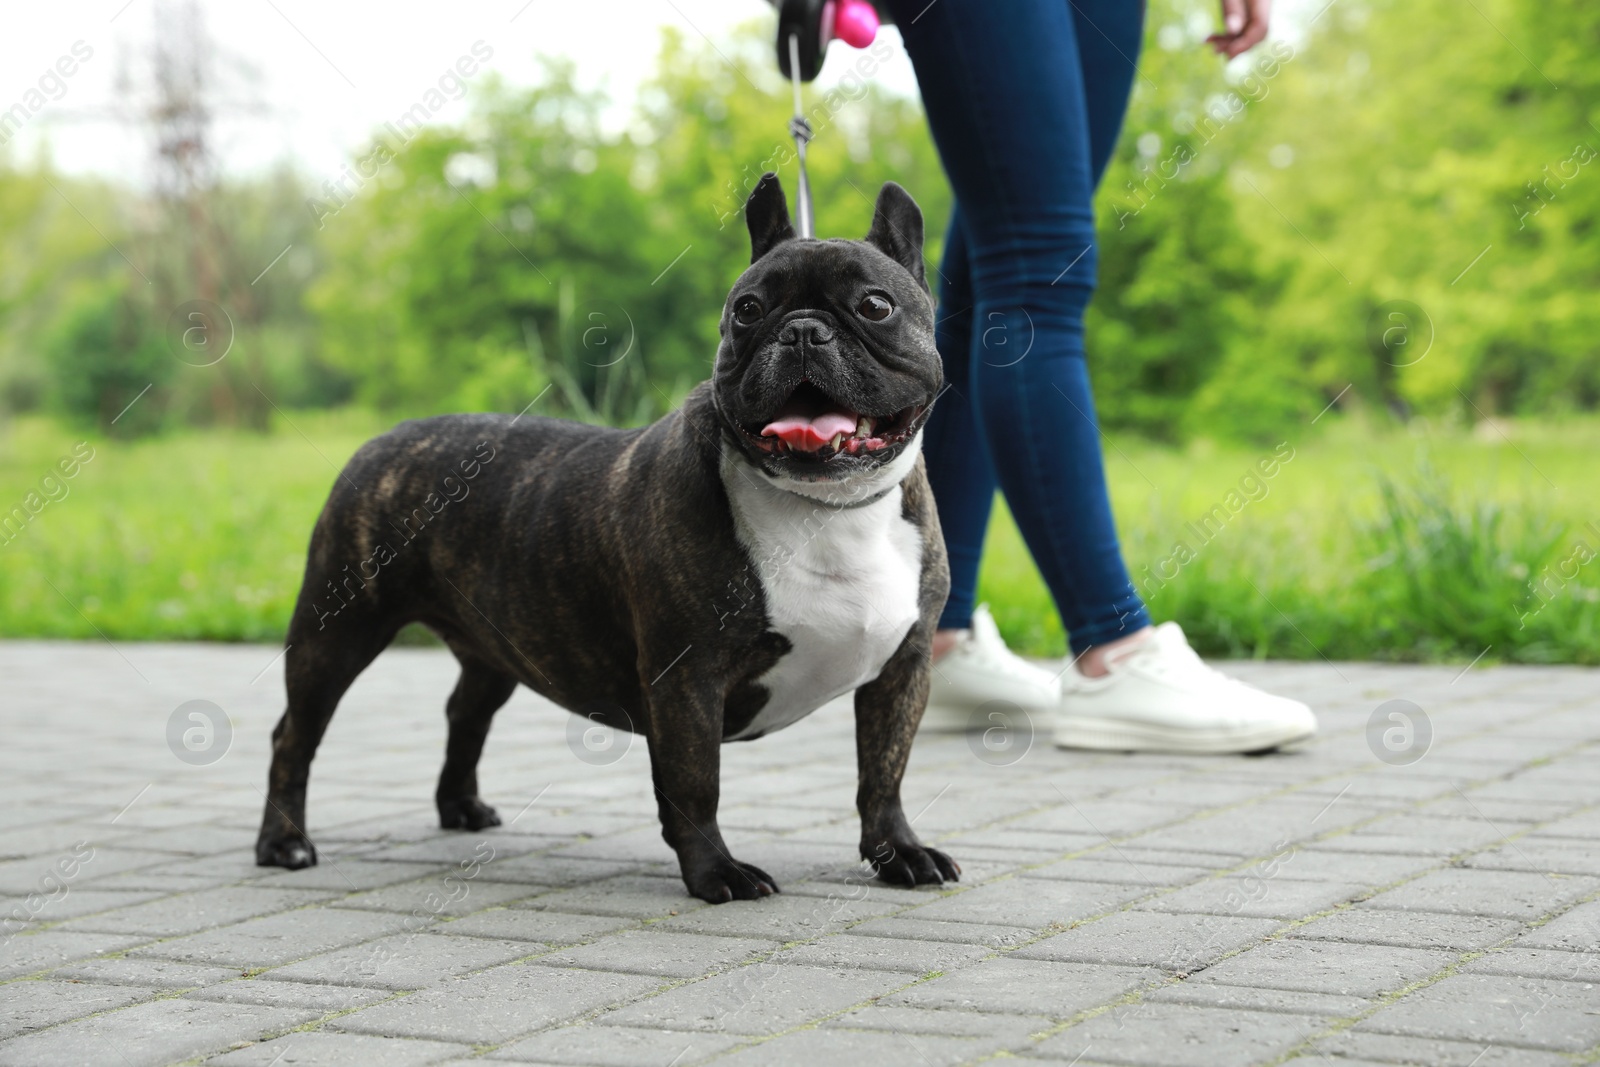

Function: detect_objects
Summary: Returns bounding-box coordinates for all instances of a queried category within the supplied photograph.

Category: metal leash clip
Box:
[771,0,882,238]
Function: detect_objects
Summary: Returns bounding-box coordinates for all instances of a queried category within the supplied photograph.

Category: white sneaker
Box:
[1055,621,1316,754]
[923,605,1061,731]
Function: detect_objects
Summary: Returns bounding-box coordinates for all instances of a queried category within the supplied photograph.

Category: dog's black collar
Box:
[811,483,898,510]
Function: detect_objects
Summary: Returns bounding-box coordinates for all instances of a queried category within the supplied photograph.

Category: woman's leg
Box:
[921,208,995,634]
[889,0,1148,657]
[895,0,1318,753]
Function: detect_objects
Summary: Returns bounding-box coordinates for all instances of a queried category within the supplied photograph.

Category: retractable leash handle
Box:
[769,0,884,238]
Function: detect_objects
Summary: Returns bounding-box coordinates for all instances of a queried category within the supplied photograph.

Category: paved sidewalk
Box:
[1,642,1597,1067]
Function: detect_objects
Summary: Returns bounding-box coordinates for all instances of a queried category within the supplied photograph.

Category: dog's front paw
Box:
[256,831,318,869]
[438,796,501,831]
[683,857,779,904]
[862,838,960,887]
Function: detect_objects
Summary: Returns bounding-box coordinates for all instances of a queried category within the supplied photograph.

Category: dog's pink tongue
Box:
[761,412,857,451]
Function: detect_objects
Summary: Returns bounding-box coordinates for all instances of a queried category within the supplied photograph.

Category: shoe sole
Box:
[1053,716,1316,755]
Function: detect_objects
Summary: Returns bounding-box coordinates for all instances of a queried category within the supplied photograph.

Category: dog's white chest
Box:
[721,456,923,741]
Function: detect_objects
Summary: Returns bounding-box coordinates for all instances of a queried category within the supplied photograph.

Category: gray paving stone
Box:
[906,877,1148,929]
[474,855,639,887]
[438,907,634,944]
[599,963,908,1034]
[845,915,1036,947]
[331,964,662,1043]
[1108,778,1276,809]
[0,930,149,979]
[1470,769,1600,804]
[1138,875,1368,920]
[720,802,850,833]
[0,998,319,1067]
[1517,899,1600,952]
[206,1032,470,1066]
[653,891,900,941]
[684,839,853,887]
[768,933,992,974]
[47,955,239,989]
[1009,799,1195,837]
[1127,797,1386,857]
[781,877,941,908]
[9,646,1598,1063]
[883,958,1153,1018]
[114,825,264,856]
[0,848,172,894]
[821,1003,1049,1040]
[1012,910,1282,971]
[337,877,543,918]
[1268,849,1442,887]
[508,874,706,919]
[248,859,445,892]
[1314,816,1520,858]
[360,832,564,866]
[889,848,1026,883]
[59,887,333,937]
[906,792,1058,836]
[1031,1002,1324,1066]
[1313,1030,1575,1066]
[1354,972,1600,1051]
[0,980,157,1041]
[1015,856,1213,887]
[1459,946,1600,982]
[1288,908,1522,952]
[0,889,166,924]
[1359,868,1598,920]
[542,827,689,865]
[1145,981,1371,1017]
[184,977,392,1010]
[1465,838,1600,876]
[131,907,418,969]
[940,828,1104,856]
[1527,807,1600,840]
[535,929,776,979]
[1426,795,1578,825]
[263,932,538,989]
[707,1027,988,1067]
[484,1024,742,1065]
[1190,939,1454,997]
[1110,846,1256,871]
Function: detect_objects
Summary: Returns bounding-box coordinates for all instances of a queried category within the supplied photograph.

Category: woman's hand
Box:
[1207,0,1271,58]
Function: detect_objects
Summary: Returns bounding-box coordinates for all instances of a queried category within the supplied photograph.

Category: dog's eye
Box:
[733,297,764,325]
[857,293,894,321]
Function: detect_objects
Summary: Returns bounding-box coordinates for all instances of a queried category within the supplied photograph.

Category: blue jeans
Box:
[883,0,1150,654]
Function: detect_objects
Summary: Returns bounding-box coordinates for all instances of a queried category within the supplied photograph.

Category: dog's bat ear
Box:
[864,181,926,289]
[746,172,796,263]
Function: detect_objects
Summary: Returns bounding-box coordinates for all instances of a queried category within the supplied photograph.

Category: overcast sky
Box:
[1,0,925,184]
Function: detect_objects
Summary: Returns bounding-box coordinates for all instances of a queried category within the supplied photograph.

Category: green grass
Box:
[979,416,1600,664]
[2,410,1597,663]
[0,410,386,643]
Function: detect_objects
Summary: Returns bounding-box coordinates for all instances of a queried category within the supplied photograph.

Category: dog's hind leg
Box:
[256,620,393,869]
[436,654,517,830]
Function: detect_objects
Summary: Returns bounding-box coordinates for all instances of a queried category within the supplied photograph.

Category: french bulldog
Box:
[255,173,959,902]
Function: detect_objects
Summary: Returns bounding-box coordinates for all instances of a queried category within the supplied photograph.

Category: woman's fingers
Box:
[1206,0,1271,58]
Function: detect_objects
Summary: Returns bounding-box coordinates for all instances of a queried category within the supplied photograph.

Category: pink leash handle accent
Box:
[832,0,880,48]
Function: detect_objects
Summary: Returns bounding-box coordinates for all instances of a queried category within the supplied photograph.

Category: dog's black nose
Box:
[778,318,834,346]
